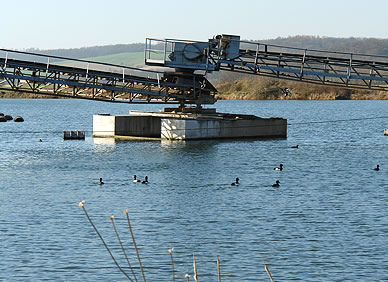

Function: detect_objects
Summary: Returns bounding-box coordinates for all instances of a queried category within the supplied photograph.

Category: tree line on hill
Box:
[257,36,388,56]
[24,35,388,59]
[26,43,144,59]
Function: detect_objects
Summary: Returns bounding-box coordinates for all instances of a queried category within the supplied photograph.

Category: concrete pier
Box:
[93,109,287,140]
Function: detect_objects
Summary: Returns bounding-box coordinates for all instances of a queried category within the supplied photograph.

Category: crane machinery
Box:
[1,34,388,108]
[144,34,388,107]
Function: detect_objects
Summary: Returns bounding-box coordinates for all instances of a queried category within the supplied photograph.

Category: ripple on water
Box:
[1,100,388,281]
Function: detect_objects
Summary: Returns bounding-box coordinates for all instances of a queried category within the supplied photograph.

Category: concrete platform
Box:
[93,110,287,140]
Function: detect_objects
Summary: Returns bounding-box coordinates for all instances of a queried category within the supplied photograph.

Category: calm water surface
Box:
[1,99,387,281]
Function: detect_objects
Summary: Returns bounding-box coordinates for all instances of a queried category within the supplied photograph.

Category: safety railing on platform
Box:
[0,48,163,79]
[145,35,388,91]
[0,48,186,103]
[226,39,388,91]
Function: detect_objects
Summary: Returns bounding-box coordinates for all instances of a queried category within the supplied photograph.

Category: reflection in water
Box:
[160,139,185,148]
[93,137,116,145]
[160,139,221,156]
[92,137,116,152]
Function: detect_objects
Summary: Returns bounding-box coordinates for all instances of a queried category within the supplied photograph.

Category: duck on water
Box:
[142,176,149,184]
[231,177,240,186]
[133,175,141,183]
[274,164,283,171]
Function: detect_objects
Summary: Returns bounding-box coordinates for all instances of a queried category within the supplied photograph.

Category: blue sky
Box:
[2,0,388,50]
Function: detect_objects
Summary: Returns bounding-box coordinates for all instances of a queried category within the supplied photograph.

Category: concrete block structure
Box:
[93,110,287,140]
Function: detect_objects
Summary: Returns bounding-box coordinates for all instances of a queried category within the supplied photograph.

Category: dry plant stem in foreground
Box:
[124,209,147,282]
[264,264,275,282]
[193,254,198,282]
[168,248,175,282]
[217,256,221,282]
[109,216,139,282]
[79,202,133,281]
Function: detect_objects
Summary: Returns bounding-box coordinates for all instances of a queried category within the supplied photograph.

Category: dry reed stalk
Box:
[168,248,175,282]
[193,254,198,282]
[217,256,221,282]
[124,209,146,282]
[109,216,139,282]
[78,201,133,281]
[264,264,274,282]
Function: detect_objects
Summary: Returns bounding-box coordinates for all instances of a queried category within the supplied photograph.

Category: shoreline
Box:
[2,91,388,101]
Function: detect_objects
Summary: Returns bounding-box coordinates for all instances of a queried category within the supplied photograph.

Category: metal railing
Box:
[0,48,214,104]
[145,36,388,91]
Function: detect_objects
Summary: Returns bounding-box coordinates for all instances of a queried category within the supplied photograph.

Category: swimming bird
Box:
[133,175,141,183]
[98,178,104,185]
[272,180,280,187]
[274,164,283,171]
[374,165,380,171]
[231,177,240,186]
[39,139,42,142]
[291,145,299,149]
[142,176,149,184]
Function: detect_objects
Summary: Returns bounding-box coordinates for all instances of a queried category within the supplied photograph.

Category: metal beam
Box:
[0,49,217,105]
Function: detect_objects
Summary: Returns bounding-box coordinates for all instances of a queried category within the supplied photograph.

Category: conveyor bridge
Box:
[1,34,388,107]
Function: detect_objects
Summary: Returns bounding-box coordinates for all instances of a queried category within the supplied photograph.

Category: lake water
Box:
[1,99,387,281]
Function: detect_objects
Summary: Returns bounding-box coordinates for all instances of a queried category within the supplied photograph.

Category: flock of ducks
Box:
[97,144,381,188]
[133,175,149,184]
[98,175,149,185]
[230,144,299,187]
[230,144,381,188]
[230,164,283,187]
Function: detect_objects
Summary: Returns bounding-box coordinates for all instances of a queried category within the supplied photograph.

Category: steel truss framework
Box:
[2,36,388,108]
[0,49,216,105]
[146,37,388,92]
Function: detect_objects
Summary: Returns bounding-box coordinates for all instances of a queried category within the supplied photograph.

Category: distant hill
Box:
[58,52,145,69]
[17,36,387,71]
[257,36,388,56]
[27,43,145,59]
[83,52,145,66]
[25,36,388,60]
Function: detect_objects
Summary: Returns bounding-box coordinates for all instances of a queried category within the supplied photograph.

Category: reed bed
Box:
[78,200,275,281]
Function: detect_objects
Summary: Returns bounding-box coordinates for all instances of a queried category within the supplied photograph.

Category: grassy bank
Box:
[0,91,62,99]
[214,77,388,100]
[2,76,388,100]
[59,51,145,67]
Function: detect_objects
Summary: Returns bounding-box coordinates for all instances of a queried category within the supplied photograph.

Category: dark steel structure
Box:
[145,35,388,91]
[0,50,216,106]
[1,34,388,108]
